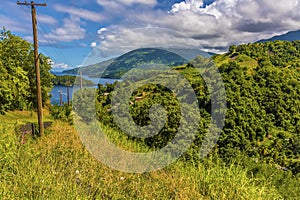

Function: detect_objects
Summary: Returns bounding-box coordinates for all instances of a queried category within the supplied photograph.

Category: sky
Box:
[1,0,300,70]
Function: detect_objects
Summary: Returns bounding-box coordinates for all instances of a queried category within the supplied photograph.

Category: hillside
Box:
[63,48,204,79]
[87,40,300,175]
[1,36,300,199]
[257,30,300,42]
[52,75,95,86]
[62,58,115,77]
[62,48,215,79]
[101,48,187,78]
[1,111,299,199]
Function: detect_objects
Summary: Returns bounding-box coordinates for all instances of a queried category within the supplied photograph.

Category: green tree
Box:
[0,28,54,112]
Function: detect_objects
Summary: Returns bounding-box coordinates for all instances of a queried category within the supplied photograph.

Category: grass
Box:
[2,110,52,126]
[0,111,298,199]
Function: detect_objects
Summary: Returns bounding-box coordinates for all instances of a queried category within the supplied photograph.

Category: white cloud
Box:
[116,0,157,6]
[51,62,70,69]
[88,0,300,59]
[97,27,108,34]
[170,0,204,13]
[0,14,31,33]
[44,16,86,42]
[54,4,105,22]
[97,0,157,7]
[38,15,58,25]
[90,42,97,48]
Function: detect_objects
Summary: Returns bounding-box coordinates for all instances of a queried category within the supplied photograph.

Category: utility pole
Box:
[17,1,47,135]
[67,85,70,106]
[59,90,63,107]
[80,71,83,90]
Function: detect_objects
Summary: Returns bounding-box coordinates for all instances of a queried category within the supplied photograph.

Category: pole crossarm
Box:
[17,1,46,6]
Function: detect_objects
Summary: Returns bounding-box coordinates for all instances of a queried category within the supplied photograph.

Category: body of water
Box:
[50,74,118,105]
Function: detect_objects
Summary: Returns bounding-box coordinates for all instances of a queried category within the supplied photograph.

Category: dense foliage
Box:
[217,41,300,174]
[0,29,54,113]
[76,41,300,175]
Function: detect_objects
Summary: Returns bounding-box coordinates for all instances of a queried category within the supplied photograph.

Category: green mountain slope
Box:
[101,48,188,78]
[90,40,300,175]
[62,48,214,79]
[62,58,115,77]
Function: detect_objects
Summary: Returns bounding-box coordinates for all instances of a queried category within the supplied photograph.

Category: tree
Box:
[0,28,54,113]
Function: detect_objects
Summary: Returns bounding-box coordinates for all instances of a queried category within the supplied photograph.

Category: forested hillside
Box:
[77,40,300,175]
[101,48,188,78]
[0,29,54,113]
[214,41,300,174]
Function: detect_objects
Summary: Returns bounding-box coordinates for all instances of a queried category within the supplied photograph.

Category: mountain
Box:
[257,30,300,42]
[62,48,215,79]
[161,48,215,60]
[51,68,71,74]
[62,58,115,76]
[101,48,188,78]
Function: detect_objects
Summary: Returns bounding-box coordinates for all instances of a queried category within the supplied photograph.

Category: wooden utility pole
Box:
[59,90,63,107]
[17,1,47,135]
[80,71,83,90]
[67,85,70,106]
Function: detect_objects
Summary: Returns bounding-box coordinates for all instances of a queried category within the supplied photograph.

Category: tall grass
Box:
[0,111,298,199]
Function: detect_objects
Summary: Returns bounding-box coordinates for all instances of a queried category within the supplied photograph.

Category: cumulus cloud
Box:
[170,0,204,13]
[88,0,300,60]
[44,16,86,42]
[51,62,70,69]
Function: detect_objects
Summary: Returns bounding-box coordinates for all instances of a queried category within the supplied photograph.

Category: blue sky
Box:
[1,0,300,70]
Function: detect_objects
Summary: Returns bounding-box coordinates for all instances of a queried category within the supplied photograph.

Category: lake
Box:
[50,74,118,105]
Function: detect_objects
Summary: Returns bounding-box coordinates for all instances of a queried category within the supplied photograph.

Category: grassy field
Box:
[0,111,298,199]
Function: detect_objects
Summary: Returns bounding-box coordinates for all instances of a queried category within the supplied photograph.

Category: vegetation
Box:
[52,75,95,86]
[0,111,298,199]
[64,48,188,79]
[1,29,299,199]
[62,58,115,77]
[208,41,300,174]
[85,41,300,176]
[0,29,54,113]
[102,48,187,78]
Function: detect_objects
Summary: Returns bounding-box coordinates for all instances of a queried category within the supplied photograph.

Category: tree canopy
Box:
[80,40,300,174]
[0,29,54,113]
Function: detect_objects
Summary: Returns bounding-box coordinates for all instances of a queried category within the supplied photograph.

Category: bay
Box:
[50,74,118,105]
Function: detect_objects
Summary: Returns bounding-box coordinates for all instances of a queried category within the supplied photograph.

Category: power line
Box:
[19,4,74,68]
[37,21,74,67]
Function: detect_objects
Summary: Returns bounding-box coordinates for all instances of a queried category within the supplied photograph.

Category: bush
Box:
[50,104,73,124]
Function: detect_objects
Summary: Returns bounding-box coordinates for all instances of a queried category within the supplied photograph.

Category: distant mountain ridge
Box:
[62,58,115,76]
[62,47,215,79]
[257,30,300,43]
[101,48,188,78]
